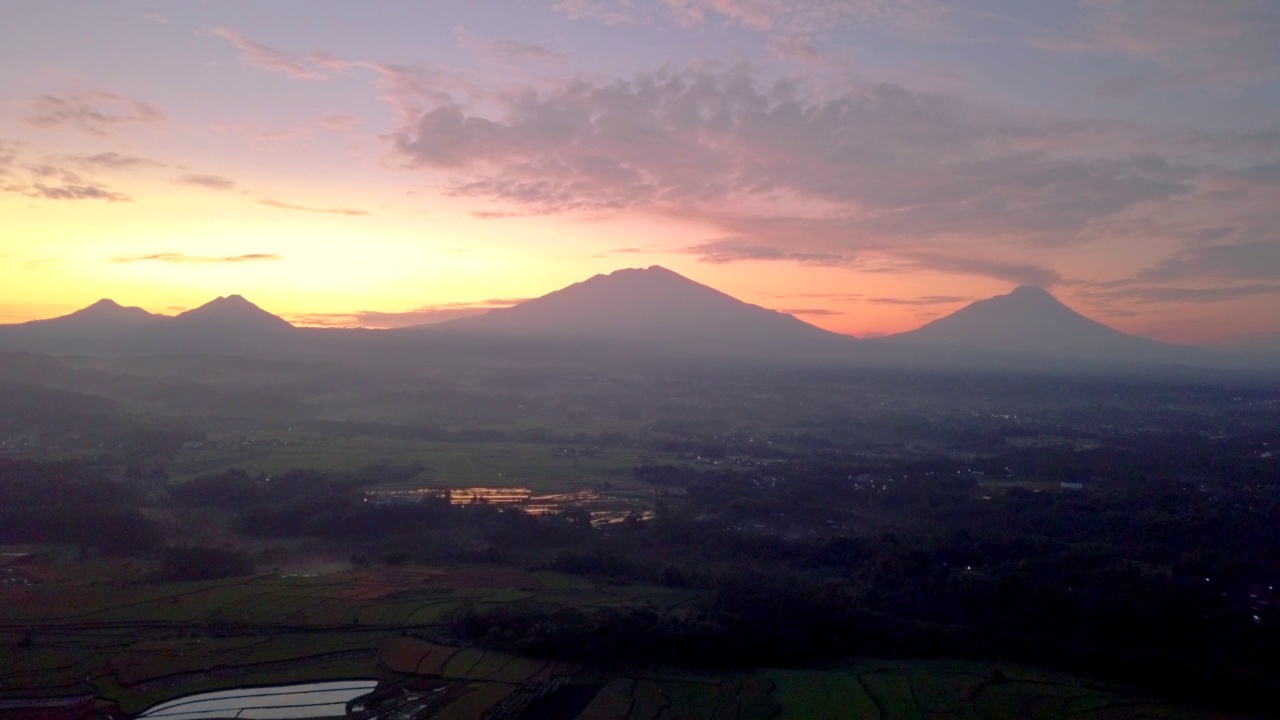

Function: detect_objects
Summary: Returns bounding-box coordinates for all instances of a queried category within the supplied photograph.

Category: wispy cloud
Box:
[1032,0,1280,84]
[1105,240,1280,285]
[259,198,370,216]
[685,239,853,266]
[1,158,133,202]
[555,0,950,35]
[209,27,324,80]
[18,258,60,272]
[455,28,569,66]
[64,152,162,171]
[29,183,131,202]
[550,0,646,26]
[863,295,969,306]
[1087,283,1280,304]
[318,114,363,132]
[175,173,236,190]
[778,307,844,316]
[24,91,163,136]
[110,253,283,264]
[289,298,527,329]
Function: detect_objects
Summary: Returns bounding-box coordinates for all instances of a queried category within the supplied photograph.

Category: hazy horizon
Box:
[2,266,1212,349]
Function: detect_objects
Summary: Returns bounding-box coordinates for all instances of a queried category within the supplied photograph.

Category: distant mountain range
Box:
[0,268,1271,371]
[0,295,292,355]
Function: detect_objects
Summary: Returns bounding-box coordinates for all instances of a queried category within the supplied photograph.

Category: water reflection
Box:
[136,680,378,720]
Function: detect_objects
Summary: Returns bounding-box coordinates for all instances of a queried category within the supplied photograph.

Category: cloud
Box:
[175,173,236,190]
[1131,240,1280,284]
[556,0,950,35]
[333,60,467,119]
[389,64,1274,286]
[64,152,162,171]
[0,141,16,172]
[1033,0,1280,84]
[550,0,647,26]
[1093,74,1152,100]
[289,298,528,329]
[778,307,844,316]
[318,114,363,132]
[1090,283,1280,304]
[767,36,840,69]
[24,91,163,136]
[0,158,133,202]
[29,183,131,202]
[888,253,1063,287]
[110,253,283,264]
[209,27,324,80]
[685,238,852,266]
[863,295,969,306]
[259,198,370,216]
[455,29,569,66]
[18,258,60,272]
[393,66,1192,223]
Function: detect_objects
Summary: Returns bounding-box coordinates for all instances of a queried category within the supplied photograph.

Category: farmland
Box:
[168,439,647,491]
[2,358,1278,717]
[0,560,1225,720]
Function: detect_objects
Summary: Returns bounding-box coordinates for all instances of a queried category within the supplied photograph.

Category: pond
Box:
[136,680,379,720]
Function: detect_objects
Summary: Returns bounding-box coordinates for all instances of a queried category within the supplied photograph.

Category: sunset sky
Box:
[2,0,1278,342]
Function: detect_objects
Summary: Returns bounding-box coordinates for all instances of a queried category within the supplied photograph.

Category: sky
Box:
[2,0,1278,342]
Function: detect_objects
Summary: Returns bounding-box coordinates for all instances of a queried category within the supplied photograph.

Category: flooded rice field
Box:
[136,680,378,720]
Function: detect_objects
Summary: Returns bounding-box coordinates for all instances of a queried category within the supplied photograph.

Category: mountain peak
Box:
[439,265,854,354]
[205,294,253,307]
[1009,284,1051,297]
[175,295,293,330]
[30,298,160,327]
[881,284,1170,362]
[590,265,693,284]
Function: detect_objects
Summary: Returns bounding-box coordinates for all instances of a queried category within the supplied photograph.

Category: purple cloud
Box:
[1034,0,1280,84]
[209,27,324,80]
[110,253,283,264]
[289,298,528,328]
[65,152,162,171]
[259,198,370,216]
[24,91,163,136]
[176,174,236,190]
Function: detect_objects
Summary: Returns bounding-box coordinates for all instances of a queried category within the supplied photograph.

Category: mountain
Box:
[173,295,294,332]
[0,295,293,356]
[20,298,160,331]
[874,285,1187,365]
[435,266,855,358]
